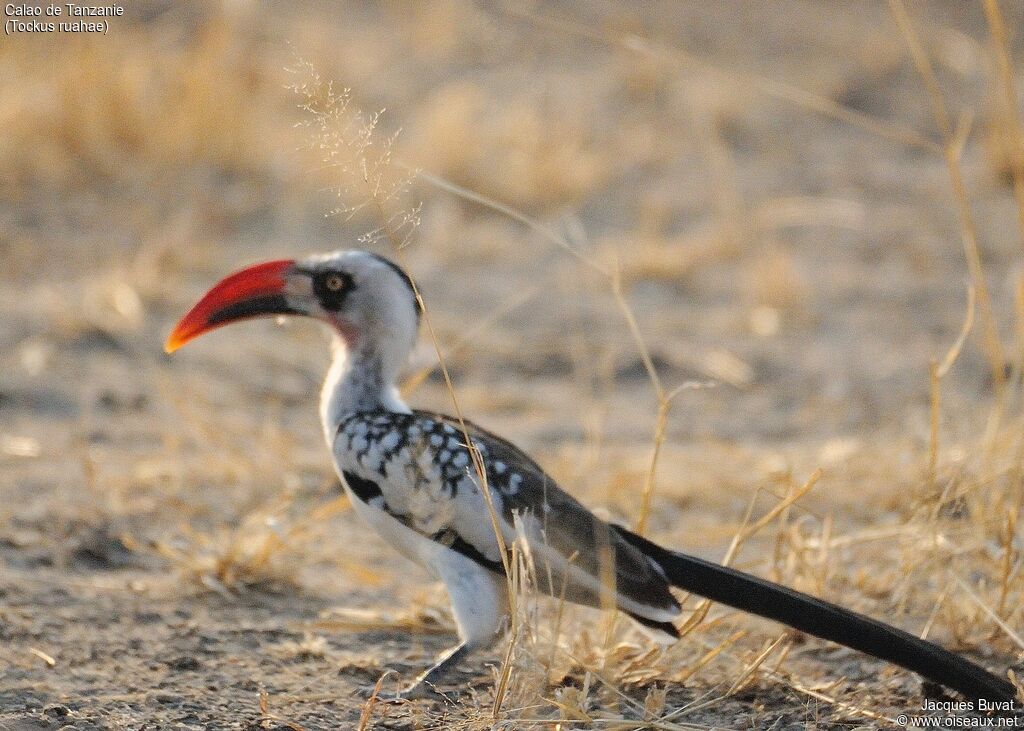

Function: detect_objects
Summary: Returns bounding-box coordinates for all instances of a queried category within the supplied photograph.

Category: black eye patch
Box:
[312,270,354,311]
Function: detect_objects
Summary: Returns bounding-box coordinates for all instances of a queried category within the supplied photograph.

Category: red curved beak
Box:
[165,259,299,353]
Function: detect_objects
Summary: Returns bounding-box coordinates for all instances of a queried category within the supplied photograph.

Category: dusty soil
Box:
[2,1,1023,728]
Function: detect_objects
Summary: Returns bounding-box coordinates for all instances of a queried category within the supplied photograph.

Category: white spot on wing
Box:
[380,431,400,451]
[506,473,523,495]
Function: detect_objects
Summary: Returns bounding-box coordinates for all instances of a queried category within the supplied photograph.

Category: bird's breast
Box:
[331,410,507,566]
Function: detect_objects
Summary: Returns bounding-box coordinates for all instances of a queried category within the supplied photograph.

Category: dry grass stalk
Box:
[724,634,788,696]
[285,22,1024,722]
[669,471,820,660]
[496,3,939,153]
[291,66,564,727]
[876,5,1024,651]
[952,576,1024,652]
[256,688,307,731]
[156,495,350,593]
[28,647,56,668]
[413,167,709,540]
[8,6,1024,728]
[400,284,541,396]
[674,630,744,685]
[357,671,393,731]
[723,470,822,568]
[928,287,976,485]
[681,634,895,725]
[291,60,518,610]
[762,673,893,725]
[981,0,1024,249]
[314,604,455,635]
[888,0,1006,388]
[492,541,525,718]
[401,165,799,723]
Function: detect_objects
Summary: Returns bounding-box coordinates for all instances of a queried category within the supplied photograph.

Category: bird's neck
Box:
[320,335,410,440]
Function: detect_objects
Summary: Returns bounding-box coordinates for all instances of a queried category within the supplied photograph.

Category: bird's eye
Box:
[313,269,353,311]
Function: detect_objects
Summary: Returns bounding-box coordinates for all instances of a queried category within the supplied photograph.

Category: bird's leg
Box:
[388,549,508,700]
[396,642,470,700]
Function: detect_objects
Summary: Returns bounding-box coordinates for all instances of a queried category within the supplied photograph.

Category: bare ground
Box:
[2,1,1023,728]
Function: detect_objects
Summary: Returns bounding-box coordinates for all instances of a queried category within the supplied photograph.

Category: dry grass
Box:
[154,494,351,595]
[290,8,1024,725]
[3,2,1024,729]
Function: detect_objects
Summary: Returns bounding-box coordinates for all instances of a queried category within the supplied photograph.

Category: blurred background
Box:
[2,1,1023,727]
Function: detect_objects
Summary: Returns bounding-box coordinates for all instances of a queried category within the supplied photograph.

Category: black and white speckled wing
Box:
[333,409,681,631]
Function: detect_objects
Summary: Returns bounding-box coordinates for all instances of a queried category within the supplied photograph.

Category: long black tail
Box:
[615,527,1017,702]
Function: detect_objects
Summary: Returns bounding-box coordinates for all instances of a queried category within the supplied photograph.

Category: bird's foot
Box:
[356,642,470,703]
[395,681,459,703]
[355,680,458,703]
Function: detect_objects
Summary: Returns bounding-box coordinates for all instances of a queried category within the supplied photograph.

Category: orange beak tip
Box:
[163,327,190,354]
[163,258,297,355]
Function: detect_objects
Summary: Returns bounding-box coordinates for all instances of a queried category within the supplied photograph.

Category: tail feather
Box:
[624,609,681,641]
[615,526,1016,703]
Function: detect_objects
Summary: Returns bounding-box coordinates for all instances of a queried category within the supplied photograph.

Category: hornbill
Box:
[165,249,1017,703]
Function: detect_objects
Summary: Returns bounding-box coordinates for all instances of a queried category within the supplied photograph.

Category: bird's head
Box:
[165,250,421,355]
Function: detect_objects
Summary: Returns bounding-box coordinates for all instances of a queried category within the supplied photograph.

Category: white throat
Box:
[319,334,411,441]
